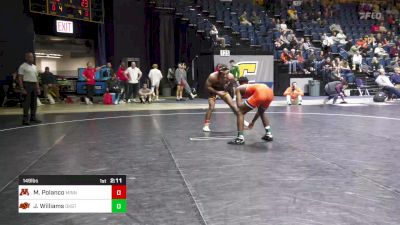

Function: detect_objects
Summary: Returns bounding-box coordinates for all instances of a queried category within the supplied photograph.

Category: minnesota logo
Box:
[20,188,29,196]
[236,61,258,78]
[19,202,30,209]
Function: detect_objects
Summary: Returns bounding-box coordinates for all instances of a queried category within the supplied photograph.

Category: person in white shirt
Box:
[210,25,226,48]
[18,52,41,125]
[148,64,163,101]
[352,51,363,72]
[375,68,400,101]
[124,62,142,102]
[374,43,389,59]
[321,33,334,55]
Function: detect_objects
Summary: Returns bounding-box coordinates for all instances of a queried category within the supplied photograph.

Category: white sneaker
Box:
[244,120,250,127]
[202,125,211,132]
[127,99,132,103]
[85,97,90,105]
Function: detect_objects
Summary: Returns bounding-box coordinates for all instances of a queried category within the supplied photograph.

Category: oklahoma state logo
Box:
[236,61,258,78]
[20,189,29,196]
[19,202,30,209]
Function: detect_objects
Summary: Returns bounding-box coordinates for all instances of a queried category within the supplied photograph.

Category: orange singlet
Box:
[243,84,274,109]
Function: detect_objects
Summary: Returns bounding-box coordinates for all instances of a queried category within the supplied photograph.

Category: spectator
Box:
[274,38,285,50]
[279,19,288,32]
[40,67,59,104]
[116,63,128,103]
[321,33,334,56]
[387,14,396,29]
[175,63,196,101]
[389,45,399,58]
[321,57,334,82]
[371,57,381,71]
[304,49,317,72]
[210,25,226,48]
[288,49,298,74]
[374,43,389,59]
[283,82,304,105]
[229,60,240,79]
[148,64,163,101]
[340,61,355,83]
[348,45,360,59]
[367,34,376,46]
[378,21,388,33]
[287,6,298,28]
[280,48,290,64]
[106,73,121,105]
[103,62,114,79]
[332,57,342,79]
[124,62,142,103]
[83,62,105,104]
[18,52,41,125]
[344,38,353,52]
[333,31,347,45]
[303,37,315,53]
[138,83,154,103]
[391,67,400,88]
[323,79,348,104]
[296,51,309,74]
[375,68,400,101]
[371,22,380,33]
[239,11,252,26]
[352,51,363,72]
[250,11,261,27]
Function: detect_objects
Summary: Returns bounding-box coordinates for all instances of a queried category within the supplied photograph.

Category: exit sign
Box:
[56,20,73,34]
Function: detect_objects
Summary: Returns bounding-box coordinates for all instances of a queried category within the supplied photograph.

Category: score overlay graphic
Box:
[18,175,126,213]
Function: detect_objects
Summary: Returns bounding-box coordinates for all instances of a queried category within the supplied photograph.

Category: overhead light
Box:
[35,55,61,59]
[35,53,63,59]
[35,53,63,56]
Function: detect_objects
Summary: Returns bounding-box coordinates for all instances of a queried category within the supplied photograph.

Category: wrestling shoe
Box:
[261,134,273,142]
[228,137,245,145]
[202,125,211,132]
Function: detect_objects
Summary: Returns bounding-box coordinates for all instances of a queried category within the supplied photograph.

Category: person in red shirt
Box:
[82,62,105,104]
[371,23,380,33]
[116,63,128,103]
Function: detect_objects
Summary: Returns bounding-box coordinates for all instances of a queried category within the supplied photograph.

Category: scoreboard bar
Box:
[19,175,126,185]
[18,175,126,213]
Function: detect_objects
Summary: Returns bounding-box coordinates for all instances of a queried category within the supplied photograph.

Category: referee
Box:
[18,52,41,125]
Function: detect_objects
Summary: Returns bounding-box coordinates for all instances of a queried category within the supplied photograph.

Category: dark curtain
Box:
[96,23,107,66]
[159,14,175,85]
